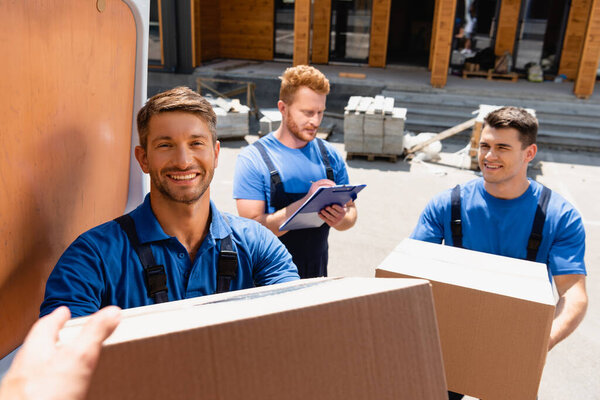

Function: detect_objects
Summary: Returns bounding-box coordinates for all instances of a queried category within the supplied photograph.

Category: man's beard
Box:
[286,110,317,142]
[149,167,213,205]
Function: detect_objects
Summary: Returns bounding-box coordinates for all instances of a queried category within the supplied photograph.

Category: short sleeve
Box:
[546,205,587,276]
[40,236,105,318]
[250,223,300,285]
[327,144,350,185]
[410,193,447,244]
[233,148,269,202]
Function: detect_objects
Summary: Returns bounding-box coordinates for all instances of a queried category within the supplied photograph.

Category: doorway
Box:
[386,0,435,66]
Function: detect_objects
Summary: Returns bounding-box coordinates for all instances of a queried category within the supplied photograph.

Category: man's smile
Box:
[167,172,199,181]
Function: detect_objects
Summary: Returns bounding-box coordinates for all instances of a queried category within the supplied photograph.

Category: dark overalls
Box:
[254,138,335,279]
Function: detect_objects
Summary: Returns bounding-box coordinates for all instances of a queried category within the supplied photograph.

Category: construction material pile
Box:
[258,108,282,137]
[343,96,406,155]
[207,97,250,139]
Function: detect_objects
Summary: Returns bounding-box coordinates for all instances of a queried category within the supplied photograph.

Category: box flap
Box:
[378,239,555,305]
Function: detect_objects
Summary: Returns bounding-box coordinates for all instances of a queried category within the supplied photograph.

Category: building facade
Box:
[149,0,600,98]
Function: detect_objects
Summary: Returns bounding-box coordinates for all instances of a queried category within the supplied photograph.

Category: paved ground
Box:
[211,133,600,400]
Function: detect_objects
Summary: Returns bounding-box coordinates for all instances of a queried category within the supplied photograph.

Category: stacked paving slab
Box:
[344,95,407,155]
[258,108,282,137]
[208,97,250,139]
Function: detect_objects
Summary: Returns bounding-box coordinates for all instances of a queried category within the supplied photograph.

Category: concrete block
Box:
[364,112,384,138]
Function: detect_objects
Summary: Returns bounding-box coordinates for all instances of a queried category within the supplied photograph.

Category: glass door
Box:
[329,0,372,63]
[274,0,296,59]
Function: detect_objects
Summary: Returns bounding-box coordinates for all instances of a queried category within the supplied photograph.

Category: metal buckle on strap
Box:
[269,170,282,186]
[450,219,462,236]
[144,265,168,297]
[219,250,238,277]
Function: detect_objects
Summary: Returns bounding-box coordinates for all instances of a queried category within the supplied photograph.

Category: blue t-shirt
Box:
[410,178,586,277]
[233,133,349,213]
[40,195,300,318]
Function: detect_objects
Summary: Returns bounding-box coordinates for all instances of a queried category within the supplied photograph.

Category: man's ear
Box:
[213,140,221,169]
[134,145,149,173]
[525,143,538,163]
[277,100,286,116]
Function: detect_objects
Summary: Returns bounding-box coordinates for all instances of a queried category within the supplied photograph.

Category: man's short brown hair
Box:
[279,65,330,104]
[484,106,538,148]
[137,86,217,149]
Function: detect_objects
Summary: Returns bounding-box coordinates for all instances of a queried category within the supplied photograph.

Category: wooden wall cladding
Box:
[559,0,594,79]
[430,0,457,87]
[495,0,522,56]
[312,0,332,64]
[219,0,274,60]
[574,0,600,98]
[293,0,311,65]
[429,0,442,70]
[369,0,392,67]
[197,0,221,62]
[0,0,136,357]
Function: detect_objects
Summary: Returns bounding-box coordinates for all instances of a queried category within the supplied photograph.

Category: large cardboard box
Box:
[376,239,556,400]
[60,278,448,400]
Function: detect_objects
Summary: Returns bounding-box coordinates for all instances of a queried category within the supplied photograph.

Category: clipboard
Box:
[279,184,366,231]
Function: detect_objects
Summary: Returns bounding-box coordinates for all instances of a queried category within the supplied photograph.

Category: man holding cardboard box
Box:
[233,65,357,279]
[40,87,299,318]
[410,106,588,399]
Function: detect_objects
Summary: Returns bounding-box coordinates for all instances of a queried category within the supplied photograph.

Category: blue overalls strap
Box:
[216,215,238,294]
[254,141,285,204]
[114,215,169,304]
[450,184,463,248]
[254,139,335,194]
[316,138,335,181]
[526,185,551,261]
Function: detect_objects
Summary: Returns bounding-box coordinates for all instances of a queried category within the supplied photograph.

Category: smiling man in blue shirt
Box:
[411,106,588,400]
[40,87,299,318]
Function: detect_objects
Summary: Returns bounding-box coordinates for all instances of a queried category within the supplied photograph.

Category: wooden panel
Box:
[192,0,200,66]
[293,0,311,65]
[559,0,594,79]
[430,0,457,87]
[369,0,392,67]
[0,0,136,357]
[495,0,522,56]
[199,0,220,61]
[312,0,332,64]
[220,0,274,61]
[574,0,600,98]
[429,0,442,70]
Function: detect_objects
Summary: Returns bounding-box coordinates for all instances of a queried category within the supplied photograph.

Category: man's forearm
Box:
[548,275,588,350]
[254,197,308,237]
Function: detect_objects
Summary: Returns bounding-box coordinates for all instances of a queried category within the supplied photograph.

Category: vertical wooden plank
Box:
[191,0,200,66]
[495,0,522,56]
[368,0,392,67]
[429,0,442,71]
[158,0,165,65]
[312,0,331,64]
[430,0,457,87]
[574,0,600,98]
[293,0,311,65]
[200,0,220,61]
[559,0,594,79]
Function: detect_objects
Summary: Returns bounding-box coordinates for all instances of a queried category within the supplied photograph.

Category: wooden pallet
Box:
[462,69,519,82]
[346,152,399,162]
